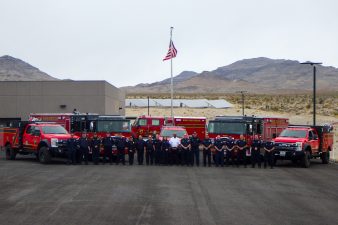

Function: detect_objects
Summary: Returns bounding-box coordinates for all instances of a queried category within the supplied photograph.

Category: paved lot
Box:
[0,153,338,225]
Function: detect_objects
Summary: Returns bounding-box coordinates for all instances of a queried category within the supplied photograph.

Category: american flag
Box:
[163,40,177,61]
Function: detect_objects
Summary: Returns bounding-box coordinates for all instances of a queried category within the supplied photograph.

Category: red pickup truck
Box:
[274,125,334,167]
[0,121,72,163]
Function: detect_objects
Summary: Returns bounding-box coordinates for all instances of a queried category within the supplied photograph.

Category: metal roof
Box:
[126,99,233,108]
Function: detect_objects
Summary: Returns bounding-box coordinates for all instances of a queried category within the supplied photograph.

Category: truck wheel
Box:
[321,152,330,164]
[39,147,52,164]
[301,151,311,168]
[5,145,16,160]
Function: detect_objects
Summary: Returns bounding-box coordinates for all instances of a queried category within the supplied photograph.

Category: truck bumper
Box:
[274,150,304,160]
[49,147,68,158]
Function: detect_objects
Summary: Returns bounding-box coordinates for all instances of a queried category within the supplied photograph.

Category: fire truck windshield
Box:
[42,126,68,134]
[279,129,307,138]
[97,120,131,133]
[208,122,246,134]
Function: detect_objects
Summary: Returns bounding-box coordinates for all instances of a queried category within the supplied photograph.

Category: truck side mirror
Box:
[314,135,318,140]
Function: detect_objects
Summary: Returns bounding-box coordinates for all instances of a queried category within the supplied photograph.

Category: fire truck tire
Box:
[301,151,311,168]
[39,147,52,164]
[5,145,16,160]
[321,152,329,164]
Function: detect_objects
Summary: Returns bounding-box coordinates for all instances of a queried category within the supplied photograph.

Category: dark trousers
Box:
[237,149,247,167]
[251,150,261,168]
[215,150,224,167]
[225,150,233,166]
[187,150,194,166]
[79,147,89,164]
[203,149,211,167]
[181,150,188,166]
[154,149,161,165]
[103,146,113,164]
[128,151,134,165]
[162,150,169,165]
[116,148,125,165]
[68,149,76,164]
[192,148,200,166]
[146,150,154,165]
[137,149,144,165]
[92,148,100,165]
[170,148,178,165]
[264,151,274,168]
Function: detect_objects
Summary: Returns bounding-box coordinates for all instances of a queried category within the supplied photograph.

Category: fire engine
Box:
[274,125,334,167]
[0,121,72,163]
[131,115,206,139]
[29,113,132,138]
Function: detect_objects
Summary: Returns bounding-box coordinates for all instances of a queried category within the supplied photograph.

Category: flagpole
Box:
[170,27,174,119]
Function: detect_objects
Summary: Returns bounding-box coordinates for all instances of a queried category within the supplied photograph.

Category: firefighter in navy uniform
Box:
[135,135,146,165]
[78,132,90,165]
[202,134,213,167]
[90,132,101,165]
[180,134,191,166]
[116,134,127,165]
[264,139,275,169]
[251,135,262,168]
[161,137,170,165]
[236,135,248,168]
[225,138,235,167]
[102,132,114,165]
[127,136,135,165]
[145,135,155,165]
[214,135,225,167]
[190,132,201,166]
[153,134,162,165]
[66,133,78,165]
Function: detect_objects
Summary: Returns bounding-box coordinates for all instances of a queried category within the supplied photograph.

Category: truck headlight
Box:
[296,142,303,151]
[51,138,58,147]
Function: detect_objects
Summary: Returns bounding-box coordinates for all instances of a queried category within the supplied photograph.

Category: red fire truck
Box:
[131,115,206,139]
[207,116,289,156]
[0,121,72,163]
[29,113,132,138]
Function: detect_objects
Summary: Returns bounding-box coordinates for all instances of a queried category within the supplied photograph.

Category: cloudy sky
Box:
[1,0,337,87]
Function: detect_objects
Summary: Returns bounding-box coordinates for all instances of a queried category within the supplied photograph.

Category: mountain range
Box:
[0,55,337,94]
[0,55,57,81]
[122,57,338,94]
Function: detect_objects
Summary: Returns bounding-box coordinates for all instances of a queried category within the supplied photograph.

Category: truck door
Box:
[308,130,319,152]
[23,125,35,151]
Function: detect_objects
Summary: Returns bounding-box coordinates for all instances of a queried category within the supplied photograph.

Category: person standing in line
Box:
[214,135,225,167]
[169,133,181,166]
[145,135,155,165]
[116,133,126,165]
[66,133,78,165]
[153,134,162,165]
[135,135,146,165]
[90,132,101,165]
[264,139,275,169]
[161,137,171,166]
[190,132,201,166]
[77,132,90,165]
[202,134,213,167]
[127,136,135,165]
[251,135,262,168]
[102,132,114,165]
[235,135,248,168]
[180,134,191,166]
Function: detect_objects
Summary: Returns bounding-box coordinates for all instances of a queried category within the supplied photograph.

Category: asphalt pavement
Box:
[0,153,337,225]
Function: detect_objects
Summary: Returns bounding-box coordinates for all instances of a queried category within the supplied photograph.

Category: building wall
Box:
[0,81,124,120]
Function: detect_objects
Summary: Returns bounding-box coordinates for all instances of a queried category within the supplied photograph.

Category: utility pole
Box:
[300,62,322,126]
[236,91,247,116]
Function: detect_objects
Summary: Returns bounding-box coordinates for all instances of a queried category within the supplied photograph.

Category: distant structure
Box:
[126,98,233,109]
[0,81,125,122]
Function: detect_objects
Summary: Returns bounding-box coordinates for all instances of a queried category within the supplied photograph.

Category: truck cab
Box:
[274,125,333,167]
